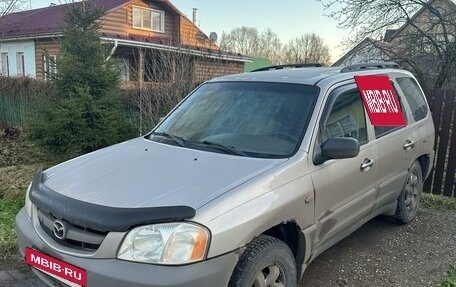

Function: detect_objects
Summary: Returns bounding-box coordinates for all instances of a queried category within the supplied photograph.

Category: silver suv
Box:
[16,63,434,287]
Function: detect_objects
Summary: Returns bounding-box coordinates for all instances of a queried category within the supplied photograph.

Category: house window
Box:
[0,52,9,76]
[16,52,25,75]
[132,7,164,32]
[43,54,57,80]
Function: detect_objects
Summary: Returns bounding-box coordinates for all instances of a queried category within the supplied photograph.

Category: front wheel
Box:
[393,161,423,224]
[228,235,297,287]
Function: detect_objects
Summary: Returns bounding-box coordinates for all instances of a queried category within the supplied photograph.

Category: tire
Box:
[228,235,297,287]
[393,161,423,224]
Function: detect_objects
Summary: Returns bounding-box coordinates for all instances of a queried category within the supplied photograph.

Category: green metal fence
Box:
[0,77,50,126]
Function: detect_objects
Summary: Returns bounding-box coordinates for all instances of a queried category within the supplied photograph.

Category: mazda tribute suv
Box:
[16,62,435,287]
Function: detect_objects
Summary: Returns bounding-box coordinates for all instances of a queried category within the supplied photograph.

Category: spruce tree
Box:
[27,2,136,158]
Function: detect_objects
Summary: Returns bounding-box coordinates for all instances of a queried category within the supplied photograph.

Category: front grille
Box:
[38,209,108,251]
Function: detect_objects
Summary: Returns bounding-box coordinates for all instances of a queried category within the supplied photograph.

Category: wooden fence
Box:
[424,89,456,197]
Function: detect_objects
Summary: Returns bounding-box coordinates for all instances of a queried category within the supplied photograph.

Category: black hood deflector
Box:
[29,168,196,232]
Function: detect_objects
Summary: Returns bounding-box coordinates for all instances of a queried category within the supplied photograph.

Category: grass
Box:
[0,197,24,268]
[421,193,456,212]
[0,135,49,168]
[0,133,54,268]
[441,265,456,287]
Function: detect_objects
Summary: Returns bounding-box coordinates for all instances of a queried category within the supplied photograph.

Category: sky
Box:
[31,0,348,61]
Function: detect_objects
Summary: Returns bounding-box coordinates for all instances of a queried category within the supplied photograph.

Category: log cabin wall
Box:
[35,38,61,80]
[100,0,178,43]
[179,16,218,49]
[100,4,128,37]
[193,59,243,83]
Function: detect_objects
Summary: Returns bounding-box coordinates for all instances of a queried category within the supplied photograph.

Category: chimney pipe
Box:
[192,8,198,26]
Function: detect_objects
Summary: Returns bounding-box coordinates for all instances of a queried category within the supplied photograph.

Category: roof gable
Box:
[332,38,392,66]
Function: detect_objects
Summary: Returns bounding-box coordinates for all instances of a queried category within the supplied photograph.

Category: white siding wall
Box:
[0,40,36,77]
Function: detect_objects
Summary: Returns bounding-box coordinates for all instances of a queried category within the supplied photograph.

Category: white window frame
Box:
[43,54,57,81]
[0,52,9,76]
[132,6,165,33]
[16,51,25,76]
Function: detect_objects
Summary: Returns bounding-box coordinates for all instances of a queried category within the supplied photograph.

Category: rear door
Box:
[371,76,419,207]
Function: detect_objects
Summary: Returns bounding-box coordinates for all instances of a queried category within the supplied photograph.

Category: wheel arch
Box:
[417,154,431,181]
[261,221,306,279]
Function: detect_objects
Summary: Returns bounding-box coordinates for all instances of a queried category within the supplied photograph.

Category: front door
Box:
[309,84,378,250]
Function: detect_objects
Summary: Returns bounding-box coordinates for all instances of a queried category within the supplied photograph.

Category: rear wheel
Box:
[228,235,297,287]
[393,161,423,224]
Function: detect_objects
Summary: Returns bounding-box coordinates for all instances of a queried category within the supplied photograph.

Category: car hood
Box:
[42,138,288,209]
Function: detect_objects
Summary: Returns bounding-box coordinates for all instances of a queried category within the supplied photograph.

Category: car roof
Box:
[208,66,414,87]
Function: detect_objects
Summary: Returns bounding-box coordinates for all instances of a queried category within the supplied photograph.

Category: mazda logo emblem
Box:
[53,219,67,240]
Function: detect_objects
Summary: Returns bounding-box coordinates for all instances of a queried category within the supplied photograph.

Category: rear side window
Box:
[374,84,407,138]
[396,77,428,122]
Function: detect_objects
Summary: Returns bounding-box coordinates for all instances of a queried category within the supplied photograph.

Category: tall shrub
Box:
[26,2,135,158]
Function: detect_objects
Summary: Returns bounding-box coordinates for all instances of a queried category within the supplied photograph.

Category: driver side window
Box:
[321,90,368,144]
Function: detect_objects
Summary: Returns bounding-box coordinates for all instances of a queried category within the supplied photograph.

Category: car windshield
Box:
[149,82,319,158]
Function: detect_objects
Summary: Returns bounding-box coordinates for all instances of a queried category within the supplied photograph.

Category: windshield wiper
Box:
[152,132,186,147]
[201,140,248,157]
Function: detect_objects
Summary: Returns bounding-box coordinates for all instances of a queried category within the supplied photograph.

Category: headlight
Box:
[117,222,210,265]
[25,182,32,218]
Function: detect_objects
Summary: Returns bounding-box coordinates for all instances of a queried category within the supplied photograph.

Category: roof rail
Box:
[340,62,401,73]
[251,63,322,72]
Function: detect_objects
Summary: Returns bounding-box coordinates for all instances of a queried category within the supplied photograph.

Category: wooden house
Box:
[0,0,249,84]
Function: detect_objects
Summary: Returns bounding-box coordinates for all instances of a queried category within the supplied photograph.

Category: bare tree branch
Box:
[282,33,331,66]
[0,0,28,18]
[122,47,240,133]
[220,27,282,63]
[321,0,456,88]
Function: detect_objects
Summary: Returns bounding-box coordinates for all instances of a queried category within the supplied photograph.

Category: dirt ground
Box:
[1,208,455,287]
[300,208,456,287]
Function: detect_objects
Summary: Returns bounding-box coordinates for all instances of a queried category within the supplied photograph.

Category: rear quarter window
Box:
[396,77,428,122]
[374,83,408,138]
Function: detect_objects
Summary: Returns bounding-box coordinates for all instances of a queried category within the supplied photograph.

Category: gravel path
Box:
[300,209,456,287]
[1,208,455,287]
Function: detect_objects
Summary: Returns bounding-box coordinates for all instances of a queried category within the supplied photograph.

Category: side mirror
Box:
[314,137,360,165]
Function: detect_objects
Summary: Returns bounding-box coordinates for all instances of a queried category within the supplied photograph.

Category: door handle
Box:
[360,158,375,172]
[403,139,415,150]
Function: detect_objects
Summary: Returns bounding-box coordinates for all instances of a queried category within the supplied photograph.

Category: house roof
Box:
[332,38,391,66]
[0,0,129,38]
[0,0,204,39]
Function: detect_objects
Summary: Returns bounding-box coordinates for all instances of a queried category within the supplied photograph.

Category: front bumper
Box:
[16,208,238,287]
